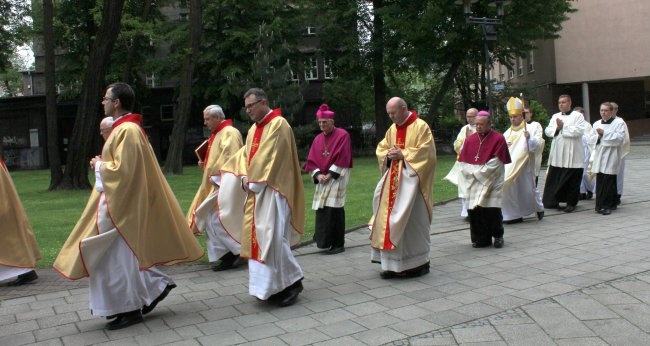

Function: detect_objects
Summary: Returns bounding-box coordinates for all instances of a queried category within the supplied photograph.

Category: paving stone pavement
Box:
[1,138,649,346]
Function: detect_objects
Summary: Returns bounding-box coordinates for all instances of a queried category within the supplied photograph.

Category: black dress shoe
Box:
[325,246,345,255]
[564,205,575,213]
[587,191,594,200]
[278,279,303,307]
[472,242,491,248]
[494,237,504,248]
[106,310,143,330]
[8,270,38,286]
[601,209,611,215]
[504,218,523,225]
[142,283,176,315]
[537,211,544,220]
[212,252,240,271]
[579,193,587,200]
[381,262,430,279]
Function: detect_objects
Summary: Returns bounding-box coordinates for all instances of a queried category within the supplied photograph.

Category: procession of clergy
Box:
[0,83,629,330]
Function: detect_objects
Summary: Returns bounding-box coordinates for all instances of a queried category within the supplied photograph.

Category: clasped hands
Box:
[387,146,404,161]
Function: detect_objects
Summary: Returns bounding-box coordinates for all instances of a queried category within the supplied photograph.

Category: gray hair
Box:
[204,105,225,119]
[244,88,267,101]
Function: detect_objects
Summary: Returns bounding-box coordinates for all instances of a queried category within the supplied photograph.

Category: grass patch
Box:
[11,154,457,267]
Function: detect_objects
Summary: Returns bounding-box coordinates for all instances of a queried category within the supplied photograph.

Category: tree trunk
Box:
[162,0,203,175]
[427,59,462,125]
[371,0,388,143]
[56,0,126,189]
[121,1,152,83]
[43,0,63,189]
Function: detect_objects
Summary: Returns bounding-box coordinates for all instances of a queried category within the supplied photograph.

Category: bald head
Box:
[386,97,409,125]
[100,117,114,141]
[466,108,478,125]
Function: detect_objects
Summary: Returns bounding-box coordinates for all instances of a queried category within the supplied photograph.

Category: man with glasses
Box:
[219,88,305,307]
[444,108,478,220]
[187,105,243,271]
[54,82,203,330]
[502,97,544,224]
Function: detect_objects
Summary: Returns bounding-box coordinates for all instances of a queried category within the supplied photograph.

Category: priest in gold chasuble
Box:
[187,105,243,271]
[369,97,436,279]
[0,158,41,285]
[54,83,203,330]
[218,88,305,306]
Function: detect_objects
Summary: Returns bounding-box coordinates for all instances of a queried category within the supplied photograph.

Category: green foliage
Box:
[0,52,32,97]
[0,0,31,73]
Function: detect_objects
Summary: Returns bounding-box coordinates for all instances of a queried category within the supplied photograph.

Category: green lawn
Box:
[11,154,457,267]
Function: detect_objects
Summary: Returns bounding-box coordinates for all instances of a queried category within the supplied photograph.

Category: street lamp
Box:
[454,0,510,111]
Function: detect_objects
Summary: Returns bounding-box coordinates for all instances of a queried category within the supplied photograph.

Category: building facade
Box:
[494,0,650,134]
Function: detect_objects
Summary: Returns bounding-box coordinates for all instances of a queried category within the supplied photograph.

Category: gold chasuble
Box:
[0,160,41,268]
[220,109,305,262]
[503,122,531,190]
[186,120,243,233]
[54,114,203,280]
[370,112,436,250]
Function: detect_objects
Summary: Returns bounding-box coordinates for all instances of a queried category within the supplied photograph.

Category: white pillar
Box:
[581,82,590,123]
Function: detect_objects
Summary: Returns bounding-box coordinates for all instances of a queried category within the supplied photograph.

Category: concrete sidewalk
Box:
[2,139,650,345]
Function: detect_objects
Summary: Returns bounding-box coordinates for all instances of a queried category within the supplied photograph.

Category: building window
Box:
[304,57,318,80]
[518,57,524,76]
[305,26,316,36]
[508,69,514,80]
[528,51,535,72]
[146,73,156,88]
[498,64,504,81]
[160,104,174,121]
[324,58,334,80]
[178,12,188,21]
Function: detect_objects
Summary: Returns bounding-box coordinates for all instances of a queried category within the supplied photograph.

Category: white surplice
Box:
[370,163,431,272]
[194,175,240,262]
[246,183,303,300]
[81,177,173,316]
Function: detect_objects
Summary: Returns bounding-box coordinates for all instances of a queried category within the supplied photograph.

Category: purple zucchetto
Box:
[477,110,490,117]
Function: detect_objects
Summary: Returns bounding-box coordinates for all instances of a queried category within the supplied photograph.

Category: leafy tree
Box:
[54,0,127,189]
[0,0,31,74]
[162,0,202,175]
[310,0,574,136]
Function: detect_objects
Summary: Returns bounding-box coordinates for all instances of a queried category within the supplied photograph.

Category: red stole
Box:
[383,112,418,250]
[203,119,233,170]
[0,159,6,172]
[113,113,147,138]
[247,108,282,261]
[248,109,282,167]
